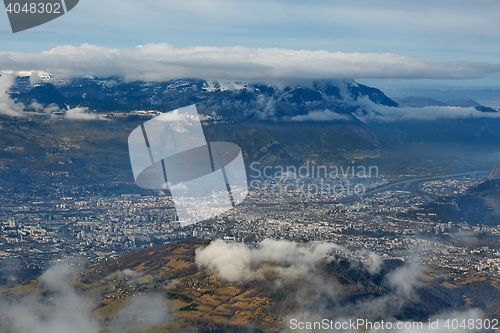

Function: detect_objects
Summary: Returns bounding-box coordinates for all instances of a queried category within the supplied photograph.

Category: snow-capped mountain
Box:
[10,77,397,121]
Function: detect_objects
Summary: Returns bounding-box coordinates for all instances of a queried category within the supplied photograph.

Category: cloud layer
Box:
[0,263,170,333]
[1,43,500,84]
[353,96,500,122]
[3,0,499,74]
[64,107,105,120]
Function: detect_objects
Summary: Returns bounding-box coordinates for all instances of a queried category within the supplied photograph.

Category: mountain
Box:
[9,77,398,163]
[397,96,498,112]
[475,106,499,113]
[18,83,68,109]
[454,178,500,225]
[445,98,482,108]
[1,78,397,190]
[79,240,500,330]
[404,165,500,227]
[2,76,500,194]
[396,97,446,108]
[1,239,499,332]
[490,166,500,180]
[10,77,398,118]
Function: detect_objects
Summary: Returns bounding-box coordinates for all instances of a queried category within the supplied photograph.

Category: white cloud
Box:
[0,74,25,117]
[108,294,169,333]
[195,239,346,282]
[384,261,421,299]
[353,96,500,122]
[361,249,383,275]
[155,109,192,122]
[64,107,105,120]
[290,109,351,121]
[1,263,101,333]
[203,239,488,330]
[1,43,499,85]
[196,240,253,282]
[0,72,105,120]
[168,183,189,191]
[0,263,171,333]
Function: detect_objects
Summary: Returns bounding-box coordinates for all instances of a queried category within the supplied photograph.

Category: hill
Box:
[1,239,499,332]
[407,166,500,227]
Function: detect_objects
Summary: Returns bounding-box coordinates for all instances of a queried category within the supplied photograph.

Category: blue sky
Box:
[1,0,500,88]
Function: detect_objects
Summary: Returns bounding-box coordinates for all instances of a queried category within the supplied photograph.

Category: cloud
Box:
[361,250,383,275]
[0,74,25,117]
[197,239,454,328]
[290,109,351,121]
[1,72,109,119]
[251,96,277,119]
[1,43,499,84]
[27,101,61,115]
[115,268,144,281]
[0,263,170,333]
[0,243,489,333]
[0,263,100,333]
[195,240,254,282]
[384,260,421,299]
[353,96,500,122]
[108,294,169,333]
[64,107,105,120]
[208,239,490,332]
[195,239,345,282]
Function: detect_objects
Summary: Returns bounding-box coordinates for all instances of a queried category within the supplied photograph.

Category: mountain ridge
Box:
[2,239,499,332]
[11,77,397,119]
[396,96,498,112]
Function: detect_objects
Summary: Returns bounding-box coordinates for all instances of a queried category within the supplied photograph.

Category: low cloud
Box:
[116,268,143,280]
[197,240,489,331]
[108,294,169,333]
[353,96,500,122]
[0,263,170,333]
[0,243,489,333]
[29,101,54,113]
[290,109,351,121]
[361,249,384,275]
[1,73,106,120]
[1,43,499,84]
[196,239,388,284]
[0,263,100,333]
[0,74,25,117]
[384,260,421,299]
[64,107,105,121]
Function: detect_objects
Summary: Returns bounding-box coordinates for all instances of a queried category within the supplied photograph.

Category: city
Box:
[1,170,499,285]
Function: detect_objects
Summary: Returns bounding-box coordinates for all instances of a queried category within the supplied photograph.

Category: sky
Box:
[1,0,500,89]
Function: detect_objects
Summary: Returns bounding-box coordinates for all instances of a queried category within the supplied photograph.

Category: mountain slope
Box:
[404,166,500,227]
[2,239,499,332]
[11,77,398,118]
